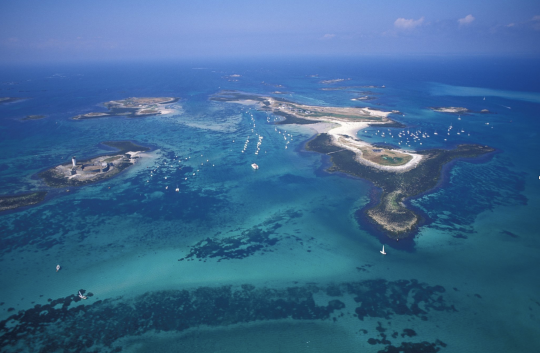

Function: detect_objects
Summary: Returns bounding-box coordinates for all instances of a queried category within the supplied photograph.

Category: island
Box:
[321,85,385,91]
[72,97,178,120]
[430,107,494,115]
[351,96,377,101]
[222,74,241,82]
[212,91,495,239]
[307,136,493,236]
[0,97,26,104]
[38,141,150,188]
[429,107,470,114]
[319,78,350,84]
[0,191,47,212]
[22,115,46,120]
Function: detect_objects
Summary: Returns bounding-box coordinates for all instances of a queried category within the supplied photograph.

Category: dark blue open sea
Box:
[1,57,539,352]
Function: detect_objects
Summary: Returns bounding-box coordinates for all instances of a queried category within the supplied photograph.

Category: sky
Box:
[1,0,539,63]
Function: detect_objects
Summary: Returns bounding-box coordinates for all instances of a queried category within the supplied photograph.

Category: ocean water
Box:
[0,56,539,352]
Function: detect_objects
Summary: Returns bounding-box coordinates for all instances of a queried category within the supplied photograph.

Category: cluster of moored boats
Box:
[366,120,474,147]
[274,127,293,149]
[144,153,215,190]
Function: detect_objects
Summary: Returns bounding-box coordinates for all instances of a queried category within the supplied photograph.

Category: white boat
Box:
[56,264,60,272]
[175,187,179,192]
[251,163,259,170]
[380,245,386,255]
[78,291,87,300]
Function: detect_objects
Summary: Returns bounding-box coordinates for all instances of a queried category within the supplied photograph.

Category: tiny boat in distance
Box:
[251,163,259,170]
[380,245,386,255]
[78,291,87,300]
[56,264,60,272]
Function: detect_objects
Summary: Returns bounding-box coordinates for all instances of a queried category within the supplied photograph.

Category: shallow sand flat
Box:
[158,108,176,115]
[292,116,424,173]
[303,122,336,134]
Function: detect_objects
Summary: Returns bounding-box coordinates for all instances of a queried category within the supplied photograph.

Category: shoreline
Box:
[38,141,151,188]
[214,91,418,172]
[306,134,495,238]
[73,97,180,120]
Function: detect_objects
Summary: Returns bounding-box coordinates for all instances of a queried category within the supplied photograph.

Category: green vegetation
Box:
[307,133,494,238]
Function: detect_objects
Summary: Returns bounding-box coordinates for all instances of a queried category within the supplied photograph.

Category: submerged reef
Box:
[0,191,47,213]
[0,279,453,352]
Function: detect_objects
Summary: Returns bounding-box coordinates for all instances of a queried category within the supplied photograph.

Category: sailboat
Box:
[380,245,386,255]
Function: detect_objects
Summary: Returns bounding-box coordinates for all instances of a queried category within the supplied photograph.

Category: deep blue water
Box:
[1,57,539,352]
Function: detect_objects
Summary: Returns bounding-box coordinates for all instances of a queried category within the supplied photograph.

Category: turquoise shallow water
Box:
[0,57,539,352]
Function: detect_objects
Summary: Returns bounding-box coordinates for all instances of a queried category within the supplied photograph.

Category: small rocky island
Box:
[429,107,470,113]
[0,191,47,213]
[22,115,46,120]
[351,96,377,101]
[72,97,179,120]
[214,90,495,239]
[430,107,493,115]
[38,141,149,187]
[0,97,26,104]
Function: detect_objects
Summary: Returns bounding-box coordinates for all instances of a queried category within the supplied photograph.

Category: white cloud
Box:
[394,17,424,30]
[321,34,336,40]
[458,14,475,26]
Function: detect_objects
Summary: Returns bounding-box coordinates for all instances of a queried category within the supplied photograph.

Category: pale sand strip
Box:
[225,96,424,172]
[300,117,424,173]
